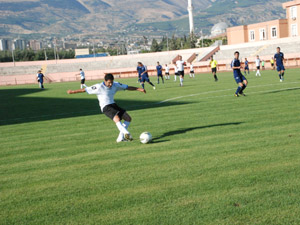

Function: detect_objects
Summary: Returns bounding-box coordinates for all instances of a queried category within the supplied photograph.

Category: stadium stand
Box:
[0,36,299,86]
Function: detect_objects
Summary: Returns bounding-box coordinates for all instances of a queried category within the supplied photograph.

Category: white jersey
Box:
[80,71,85,79]
[255,59,261,67]
[165,66,169,73]
[85,82,128,111]
[176,60,185,71]
[190,64,194,71]
[173,65,178,73]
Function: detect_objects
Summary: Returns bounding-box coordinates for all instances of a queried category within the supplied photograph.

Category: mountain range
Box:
[0,0,288,38]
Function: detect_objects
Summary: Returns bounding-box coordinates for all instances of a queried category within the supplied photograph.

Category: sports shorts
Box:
[277,64,285,72]
[141,75,150,83]
[234,73,247,84]
[178,70,184,77]
[103,103,126,120]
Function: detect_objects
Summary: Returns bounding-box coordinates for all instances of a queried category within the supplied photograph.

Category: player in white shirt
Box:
[255,55,261,77]
[176,56,186,86]
[67,74,146,143]
[75,69,87,89]
[189,63,195,78]
[165,64,170,80]
[173,64,179,81]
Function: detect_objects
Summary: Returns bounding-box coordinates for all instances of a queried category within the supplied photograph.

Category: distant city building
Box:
[0,39,14,51]
[227,0,300,45]
[29,40,42,51]
[14,39,26,50]
[211,22,228,37]
[64,43,77,50]
[127,50,141,55]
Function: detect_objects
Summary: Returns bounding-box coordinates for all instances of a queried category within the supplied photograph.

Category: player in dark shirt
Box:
[274,47,285,82]
[231,51,248,97]
[156,62,164,84]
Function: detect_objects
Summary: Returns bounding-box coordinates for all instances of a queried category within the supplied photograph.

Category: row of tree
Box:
[149,34,224,52]
[0,49,75,62]
[0,35,227,62]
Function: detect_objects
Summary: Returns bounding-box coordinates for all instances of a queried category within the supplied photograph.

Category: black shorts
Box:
[271,63,274,67]
[211,68,217,73]
[256,66,260,70]
[178,70,184,77]
[165,72,169,75]
[175,72,179,76]
[103,103,126,120]
[190,70,194,74]
[157,74,163,77]
[81,79,85,84]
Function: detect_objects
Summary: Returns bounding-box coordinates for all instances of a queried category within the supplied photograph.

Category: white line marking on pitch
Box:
[157,81,300,104]
[1,82,299,123]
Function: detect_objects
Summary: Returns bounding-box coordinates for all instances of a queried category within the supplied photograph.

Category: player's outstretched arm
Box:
[67,89,86,94]
[127,86,146,94]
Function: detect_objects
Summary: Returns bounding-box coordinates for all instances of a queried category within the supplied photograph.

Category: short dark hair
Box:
[234,51,240,55]
[105,73,114,81]
[79,68,82,71]
[277,47,281,50]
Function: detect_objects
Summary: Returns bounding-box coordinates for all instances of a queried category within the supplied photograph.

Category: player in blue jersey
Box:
[137,62,143,83]
[274,47,285,82]
[36,70,45,89]
[232,51,248,97]
[244,58,250,75]
[138,62,156,90]
[156,62,164,84]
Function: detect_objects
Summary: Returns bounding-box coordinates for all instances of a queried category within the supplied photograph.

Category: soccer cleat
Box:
[234,94,239,97]
[239,92,246,96]
[124,133,133,141]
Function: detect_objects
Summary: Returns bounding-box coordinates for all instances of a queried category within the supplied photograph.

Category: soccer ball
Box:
[140,132,152,144]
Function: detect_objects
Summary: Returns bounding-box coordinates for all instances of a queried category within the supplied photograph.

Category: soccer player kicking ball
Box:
[232,51,248,97]
[67,74,146,142]
[274,47,285,82]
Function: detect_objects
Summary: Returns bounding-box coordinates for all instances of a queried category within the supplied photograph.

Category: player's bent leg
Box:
[122,112,132,122]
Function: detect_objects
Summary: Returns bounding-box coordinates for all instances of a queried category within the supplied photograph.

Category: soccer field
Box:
[1,69,300,224]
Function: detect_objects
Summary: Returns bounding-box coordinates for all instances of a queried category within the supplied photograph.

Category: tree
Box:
[151,38,161,52]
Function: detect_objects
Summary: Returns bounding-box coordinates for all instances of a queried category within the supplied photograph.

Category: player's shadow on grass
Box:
[0,88,192,126]
[266,87,300,94]
[152,122,243,141]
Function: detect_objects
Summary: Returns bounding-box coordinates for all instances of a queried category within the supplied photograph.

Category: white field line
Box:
[157,81,300,104]
[1,82,299,123]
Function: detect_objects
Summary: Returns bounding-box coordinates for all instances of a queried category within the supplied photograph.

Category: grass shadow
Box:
[153,122,243,141]
[0,88,192,126]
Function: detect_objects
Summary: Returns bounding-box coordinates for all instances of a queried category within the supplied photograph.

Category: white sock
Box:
[83,84,87,88]
[180,77,183,84]
[193,74,195,78]
[80,84,83,89]
[168,76,170,80]
[116,121,129,134]
[174,76,177,81]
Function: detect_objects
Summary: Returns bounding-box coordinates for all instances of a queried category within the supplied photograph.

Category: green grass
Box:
[1,69,300,224]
